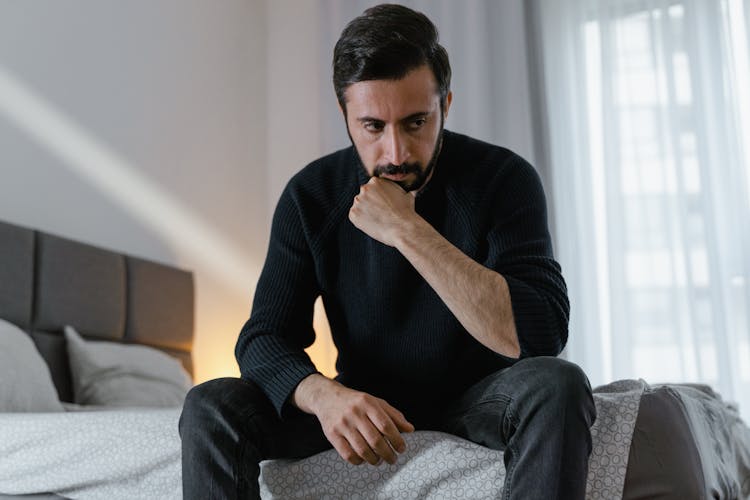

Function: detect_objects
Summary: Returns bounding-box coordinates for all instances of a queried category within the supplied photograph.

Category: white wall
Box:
[0,0,268,383]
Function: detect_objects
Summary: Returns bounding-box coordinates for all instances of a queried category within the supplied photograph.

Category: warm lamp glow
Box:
[306,297,338,378]
[193,354,240,385]
[191,298,338,385]
[190,310,245,385]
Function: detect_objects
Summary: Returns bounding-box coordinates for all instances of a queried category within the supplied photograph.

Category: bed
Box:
[0,218,749,499]
[0,219,193,499]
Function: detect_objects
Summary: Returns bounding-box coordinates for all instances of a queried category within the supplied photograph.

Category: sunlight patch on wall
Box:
[0,66,261,297]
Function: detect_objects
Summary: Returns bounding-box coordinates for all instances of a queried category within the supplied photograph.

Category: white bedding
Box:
[0,380,646,500]
[0,407,182,499]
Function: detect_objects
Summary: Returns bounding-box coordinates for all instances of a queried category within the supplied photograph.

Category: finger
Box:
[369,410,406,455]
[383,403,415,433]
[346,429,380,466]
[349,201,364,219]
[360,417,398,465]
[330,433,363,466]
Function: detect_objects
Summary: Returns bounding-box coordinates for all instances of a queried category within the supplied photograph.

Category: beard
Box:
[348,115,445,192]
[372,132,442,192]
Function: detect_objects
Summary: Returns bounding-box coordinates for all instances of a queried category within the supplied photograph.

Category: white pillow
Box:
[64,325,192,407]
[0,318,64,412]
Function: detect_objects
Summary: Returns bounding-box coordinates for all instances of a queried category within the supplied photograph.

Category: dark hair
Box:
[333,4,451,111]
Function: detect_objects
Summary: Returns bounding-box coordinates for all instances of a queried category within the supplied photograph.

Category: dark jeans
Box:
[179,356,596,500]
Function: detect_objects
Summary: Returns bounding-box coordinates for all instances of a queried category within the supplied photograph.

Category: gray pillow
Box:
[0,318,64,412]
[64,325,192,407]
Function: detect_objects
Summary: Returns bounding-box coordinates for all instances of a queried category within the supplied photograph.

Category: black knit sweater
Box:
[235,130,569,419]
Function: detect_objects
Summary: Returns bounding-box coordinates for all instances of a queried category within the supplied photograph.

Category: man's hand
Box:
[293,374,415,466]
[348,177,419,247]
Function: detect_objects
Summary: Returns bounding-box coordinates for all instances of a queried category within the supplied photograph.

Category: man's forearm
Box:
[394,216,520,358]
[348,175,520,358]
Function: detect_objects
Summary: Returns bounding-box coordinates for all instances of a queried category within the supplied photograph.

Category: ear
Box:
[443,91,453,120]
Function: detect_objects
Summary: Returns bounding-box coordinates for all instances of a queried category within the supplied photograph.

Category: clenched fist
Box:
[349,177,420,247]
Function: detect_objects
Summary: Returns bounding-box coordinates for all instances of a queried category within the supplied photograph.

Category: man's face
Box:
[343,64,452,193]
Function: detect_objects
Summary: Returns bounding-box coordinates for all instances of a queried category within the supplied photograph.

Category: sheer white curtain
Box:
[536,0,750,419]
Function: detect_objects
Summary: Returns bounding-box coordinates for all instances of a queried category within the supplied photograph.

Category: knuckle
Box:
[333,418,349,431]
[354,393,370,406]
[345,401,361,415]
[353,443,369,457]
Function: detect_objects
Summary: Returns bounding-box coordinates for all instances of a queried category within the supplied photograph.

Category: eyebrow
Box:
[356,111,430,124]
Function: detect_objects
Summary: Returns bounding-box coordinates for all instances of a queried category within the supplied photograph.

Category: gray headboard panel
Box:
[0,219,194,403]
[0,222,34,329]
[35,232,127,339]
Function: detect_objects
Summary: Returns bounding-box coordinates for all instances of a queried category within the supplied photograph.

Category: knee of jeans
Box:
[179,377,249,435]
[524,357,594,412]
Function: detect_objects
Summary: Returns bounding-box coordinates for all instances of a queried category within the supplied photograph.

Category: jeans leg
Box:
[178,377,330,500]
[435,357,596,500]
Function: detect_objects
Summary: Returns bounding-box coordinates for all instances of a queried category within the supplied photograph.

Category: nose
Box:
[383,127,409,165]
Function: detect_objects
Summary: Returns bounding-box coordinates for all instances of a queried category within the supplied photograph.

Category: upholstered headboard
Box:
[0,219,194,403]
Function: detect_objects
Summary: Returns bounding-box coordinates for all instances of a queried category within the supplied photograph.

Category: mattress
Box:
[1,380,748,499]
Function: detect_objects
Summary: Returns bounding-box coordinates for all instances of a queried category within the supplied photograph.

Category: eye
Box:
[364,121,384,133]
[408,117,427,130]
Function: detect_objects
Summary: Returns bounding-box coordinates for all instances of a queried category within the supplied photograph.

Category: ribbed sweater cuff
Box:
[241,334,319,417]
[267,364,319,418]
[504,275,563,357]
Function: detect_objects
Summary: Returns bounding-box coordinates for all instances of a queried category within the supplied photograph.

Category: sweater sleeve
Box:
[482,155,569,358]
[234,184,320,417]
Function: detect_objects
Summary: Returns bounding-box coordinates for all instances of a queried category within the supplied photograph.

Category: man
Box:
[179,4,596,499]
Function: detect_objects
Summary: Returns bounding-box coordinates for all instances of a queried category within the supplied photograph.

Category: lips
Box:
[381,172,409,181]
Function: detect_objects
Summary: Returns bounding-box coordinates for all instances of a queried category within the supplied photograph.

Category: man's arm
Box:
[395,216,520,357]
[235,186,321,417]
[238,180,414,467]
[349,176,521,358]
